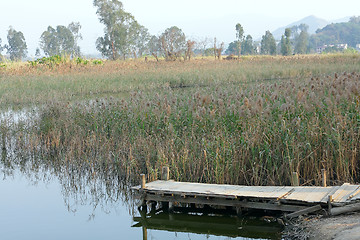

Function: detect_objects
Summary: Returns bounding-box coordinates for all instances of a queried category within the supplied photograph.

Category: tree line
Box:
[0,0,359,61]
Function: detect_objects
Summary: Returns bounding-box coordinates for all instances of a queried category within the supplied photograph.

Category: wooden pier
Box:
[132,168,360,218]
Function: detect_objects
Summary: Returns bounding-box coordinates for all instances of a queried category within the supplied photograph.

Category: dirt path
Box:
[306,213,360,240]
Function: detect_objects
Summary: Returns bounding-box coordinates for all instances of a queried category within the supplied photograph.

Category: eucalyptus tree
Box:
[40,22,82,57]
[242,35,254,55]
[147,35,161,61]
[294,24,309,54]
[281,28,292,56]
[261,31,277,55]
[6,26,27,61]
[93,0,149,60]
[159,26,186,61]
[235,23,244,58]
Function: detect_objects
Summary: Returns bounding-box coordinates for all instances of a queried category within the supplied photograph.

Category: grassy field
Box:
[1,54,360,186]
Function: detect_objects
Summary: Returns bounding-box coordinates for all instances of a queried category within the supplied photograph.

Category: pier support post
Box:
[291,172,299,186]
[142,226,147,240]
[150,201,157,213]
[236,206,242,217]
[322,169,327,187]
[162,166,170,181]
[141,174,146,189]
[139,174,147,212]
[169,202,174,213]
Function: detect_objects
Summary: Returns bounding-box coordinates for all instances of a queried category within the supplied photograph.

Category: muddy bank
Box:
[307,213,360,240]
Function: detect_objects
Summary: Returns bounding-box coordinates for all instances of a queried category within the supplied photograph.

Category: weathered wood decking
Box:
[132,178,360,217]
[135,180,360,205]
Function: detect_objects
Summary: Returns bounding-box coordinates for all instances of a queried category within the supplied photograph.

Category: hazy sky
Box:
[1,0,359,57]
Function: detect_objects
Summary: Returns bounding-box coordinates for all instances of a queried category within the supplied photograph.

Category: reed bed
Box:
[9,68,359,186]
[1,54,360,108]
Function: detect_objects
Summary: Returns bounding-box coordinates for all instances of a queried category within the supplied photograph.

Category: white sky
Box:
[0,0,359,57]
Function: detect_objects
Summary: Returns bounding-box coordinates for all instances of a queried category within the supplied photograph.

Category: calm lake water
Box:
[0,108,283,240]
[0,162,283,240]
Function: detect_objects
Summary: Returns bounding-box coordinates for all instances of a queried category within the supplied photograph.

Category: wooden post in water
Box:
[142,226,147,240]
[139,174,147,212]
[291,172,299,186]
[162,166,170,181]
[322,169,327,187]
[141,174,146,189]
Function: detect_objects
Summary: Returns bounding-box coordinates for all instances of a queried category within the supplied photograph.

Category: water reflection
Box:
[0,113,284,240]
[133,211,282,240]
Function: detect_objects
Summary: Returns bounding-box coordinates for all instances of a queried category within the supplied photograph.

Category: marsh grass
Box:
[2,54,360,186]
[10,73,360,186]
[1,54,360,108]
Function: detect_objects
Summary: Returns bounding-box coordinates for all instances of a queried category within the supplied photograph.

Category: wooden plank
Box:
[285,205,322,219]
[144,193,308,212]
[332,184,360,203]
[286,187,333,203]
[143,181,295,200]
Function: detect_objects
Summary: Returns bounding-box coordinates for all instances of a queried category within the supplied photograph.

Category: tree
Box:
[225,41,237,55]
[213,37,224,60]
[94,0,148,60]
[40,23,82,57]
[159,26,186,61]
[131,25,150,58]
[198,37,211,56]
[280,28,292,56]
[294,29,309,54]
[235,23,244,58]
[0,38,3,56]
[68,22,83,56]
[35,48,41,58]
[147,35,161,61]
[242,35,254,55]
[185,40,196,61]
[6,26,27,61]
[261,31,277,55]
[350,16,360,24]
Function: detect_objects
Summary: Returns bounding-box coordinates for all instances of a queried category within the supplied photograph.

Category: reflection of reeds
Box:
[13,71,360,186]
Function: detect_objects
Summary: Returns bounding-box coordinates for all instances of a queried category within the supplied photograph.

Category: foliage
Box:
[159,26,186,61]
[5,26,27,61]
[310,18,360,48]
[225,41,237,55]
[28,55,102,68]
[40,22,82,57]
[28,55,67,68]
[235,23,244,57]
[147,35,161,61]
[261,31,277,55]
[92,59,103,65]
[294,29,309,54]
[94,0,149,60]
[0,38,3,56]
[281,28,292,56]
[242,35,255,55]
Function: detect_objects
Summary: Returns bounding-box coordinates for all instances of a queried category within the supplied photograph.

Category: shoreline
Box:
[285,213,360,240]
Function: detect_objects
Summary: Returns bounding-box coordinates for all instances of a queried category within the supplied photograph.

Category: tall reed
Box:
[14,71,360,186]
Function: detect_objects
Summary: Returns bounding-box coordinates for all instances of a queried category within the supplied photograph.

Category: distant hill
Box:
[272,15,329,39]
[310,18,360,48]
